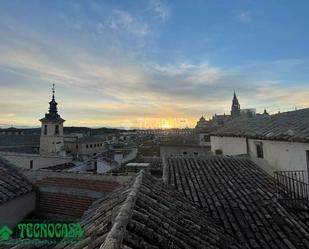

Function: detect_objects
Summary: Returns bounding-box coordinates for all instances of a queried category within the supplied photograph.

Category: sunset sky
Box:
[0,0,309,128]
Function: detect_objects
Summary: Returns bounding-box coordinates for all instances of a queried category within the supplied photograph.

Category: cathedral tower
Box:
[231,91,240,118]
[39,85,65,155]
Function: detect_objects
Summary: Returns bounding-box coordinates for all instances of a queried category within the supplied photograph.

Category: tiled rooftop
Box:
[165,156,309,249]
[212,108,309,142]
[0,159,33,204]
[55,170,244,249]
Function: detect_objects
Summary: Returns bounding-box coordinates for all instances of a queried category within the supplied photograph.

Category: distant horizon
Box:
[0,1,309,128]
[0,105,306,130]
[0,125,191,130]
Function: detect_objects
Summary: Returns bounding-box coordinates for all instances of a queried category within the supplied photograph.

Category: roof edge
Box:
[100,170,145,249]
[210,133,309,143]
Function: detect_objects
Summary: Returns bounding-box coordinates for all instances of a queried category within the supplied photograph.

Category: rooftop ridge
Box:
[100,170,145,249]
[161,154,169,183]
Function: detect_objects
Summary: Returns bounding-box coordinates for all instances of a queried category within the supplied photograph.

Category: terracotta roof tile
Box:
[165,156,309,248]
[0,159,33,204]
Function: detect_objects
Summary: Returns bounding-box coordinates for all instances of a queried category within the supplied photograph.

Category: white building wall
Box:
[0,152,72,170]
[160,145,211,157]
[113,148,138,164]
[97,159,117,174]
[210,135,309,183]
[198,133,211,146]
[248,139,309,183]
[210,136,247,155]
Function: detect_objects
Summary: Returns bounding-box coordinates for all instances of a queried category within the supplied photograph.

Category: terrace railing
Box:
[274,170,309,210]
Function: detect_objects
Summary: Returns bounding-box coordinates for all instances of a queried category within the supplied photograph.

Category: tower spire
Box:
[263,108,269,115]
[48,83,58,118]
[40,84,64,122]
[231,91,240,118]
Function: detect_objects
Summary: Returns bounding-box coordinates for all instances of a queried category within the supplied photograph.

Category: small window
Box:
[44,125,47,135]
[183,151,187,155]
[215,149,223,155]
[204,135,210,142]
[94,161,98,171]
[90,144,93,148]
[86,144,89,148]
[30,160,33,169]
[256,143,264,158]
[194,152,198,155]
[55,125,59,135]
[76,145,78,149]
[94,144,96,148]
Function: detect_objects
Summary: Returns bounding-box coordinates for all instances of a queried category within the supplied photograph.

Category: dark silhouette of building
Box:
[263,108,269,115]
[231,91,240,118]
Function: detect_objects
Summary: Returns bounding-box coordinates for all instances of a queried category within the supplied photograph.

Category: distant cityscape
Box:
[1,84,308,248]
[1,1,309,248]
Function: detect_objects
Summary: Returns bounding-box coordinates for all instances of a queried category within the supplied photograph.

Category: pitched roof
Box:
[165,156,309,249]
[55,170,244,249]
[212,108,309,142]
[0,159,33,204]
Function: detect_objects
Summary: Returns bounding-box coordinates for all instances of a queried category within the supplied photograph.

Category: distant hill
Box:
[2,127,131,135]
[64,126,130,135]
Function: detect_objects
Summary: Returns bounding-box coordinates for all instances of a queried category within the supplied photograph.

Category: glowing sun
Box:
[162,122,171,129]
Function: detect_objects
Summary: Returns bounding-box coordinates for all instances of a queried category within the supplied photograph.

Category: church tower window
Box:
[55,125,59,135]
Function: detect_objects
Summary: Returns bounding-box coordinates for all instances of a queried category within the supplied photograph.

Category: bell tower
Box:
[231,91,241,118]
[39,84,65,155]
